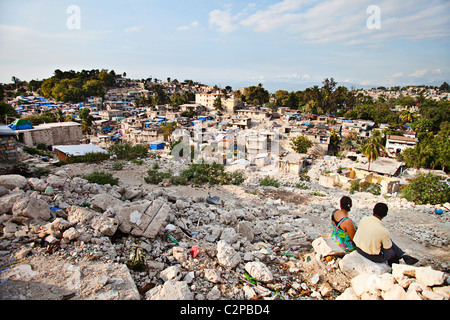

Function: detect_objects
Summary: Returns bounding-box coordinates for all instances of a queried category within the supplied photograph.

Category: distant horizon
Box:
[2,67,448,95]
[1,1,449,93]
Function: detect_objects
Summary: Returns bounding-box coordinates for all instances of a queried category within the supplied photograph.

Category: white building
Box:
[385,135,418,158]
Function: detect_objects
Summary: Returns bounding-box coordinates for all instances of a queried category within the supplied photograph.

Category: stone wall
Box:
[0,135,18,163]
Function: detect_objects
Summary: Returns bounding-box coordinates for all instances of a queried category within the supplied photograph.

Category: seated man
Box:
[353,203,418,266]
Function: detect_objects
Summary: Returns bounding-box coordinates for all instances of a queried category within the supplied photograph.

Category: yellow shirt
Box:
[353,216,392,255]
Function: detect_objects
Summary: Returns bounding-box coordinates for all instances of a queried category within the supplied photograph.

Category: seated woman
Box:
[331,196,357,252]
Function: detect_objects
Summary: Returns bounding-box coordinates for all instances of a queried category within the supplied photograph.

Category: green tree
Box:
[290,136,313,154]
[244,84,269,106]
[79,108,93,133]
[401,173,450,205]
[360,130,385,170]
[0,101,17,123]
[170,93,184,108]
[83,79,105,97]
[213,96,223,111]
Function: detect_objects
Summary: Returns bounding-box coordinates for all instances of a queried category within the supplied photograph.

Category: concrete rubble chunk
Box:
[0,174,28,190]
[0,256,139,300]
[67,205,119,236]
[12,196,52,221]
[415,266,446,287]
[0,192,24,214]
[312,236,346,258]
[204,269,222,283]
[216,240,241,269]
[114,199,170,238]
[160,265,183,282]
[338,251,391,279]
[244,261,273,283]
[146,280,194,300]
[27,177,47,192]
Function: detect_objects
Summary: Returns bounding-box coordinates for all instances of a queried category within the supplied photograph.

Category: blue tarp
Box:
[150,141,165,150]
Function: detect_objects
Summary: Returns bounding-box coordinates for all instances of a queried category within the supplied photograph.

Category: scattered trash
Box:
[435,208,444,215]
[190,245,198,258]
[178,226,192,238]
[167,234,178,244]
[44,186,54,196]
[165,224,177,232]
[206,193,221,205]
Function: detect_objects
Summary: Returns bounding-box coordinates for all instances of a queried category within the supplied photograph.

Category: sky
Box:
[0,0,449,92]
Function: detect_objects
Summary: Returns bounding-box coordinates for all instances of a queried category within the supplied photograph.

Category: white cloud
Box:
[209,9,240,33]
[208,0,450,44]
[410,68,445,81]
[124,26,142,32]
[177,21,199,31]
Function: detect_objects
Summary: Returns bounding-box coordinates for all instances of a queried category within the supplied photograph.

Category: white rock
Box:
[336,287,359,300]
[351,273,379,297]
[220,227,238,244]
[146,280,194,300]
[0,174,27,190]
[382,284,407,300]
[206,285,221,300]
[160,265,182,282]
[421,288,445,300]
[339,251,391,279]
[312,237,345,258]
[415,266,446,287]
[27,178,47,192]
[204,269,222,283]
[12,196,52,221]
[172,247,188,263]
[63,227,80,241]
[216,240,241,269]
[0,192,23,214]
[243,285,257,300]
[244,261,273,283]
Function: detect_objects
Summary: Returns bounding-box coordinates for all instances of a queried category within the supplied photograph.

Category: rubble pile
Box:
[0,167,449,300]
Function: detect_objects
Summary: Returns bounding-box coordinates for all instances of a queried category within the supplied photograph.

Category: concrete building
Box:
[14,122,83,147]
[385,135,418,158]
[195,93,240,114]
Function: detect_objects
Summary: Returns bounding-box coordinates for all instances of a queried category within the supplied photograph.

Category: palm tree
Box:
[400,110,414,124]
[361,131,385,171]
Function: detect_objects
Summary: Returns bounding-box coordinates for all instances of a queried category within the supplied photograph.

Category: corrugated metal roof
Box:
[52,144,108,157]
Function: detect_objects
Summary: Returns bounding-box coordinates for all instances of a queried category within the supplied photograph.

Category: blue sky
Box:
[0,0,449,92]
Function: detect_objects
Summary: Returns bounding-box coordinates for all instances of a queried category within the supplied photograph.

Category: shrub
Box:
[112,161,125,171]
[83,171,119,186]
[260,176,280,188]
[109,142,148,160]
[23,146,53,158]
[401,173,450,205]
[299,171,310,182]
[144,162,245,186]
[33,167,51,177]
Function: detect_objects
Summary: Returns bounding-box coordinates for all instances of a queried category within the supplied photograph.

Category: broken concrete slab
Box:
[12,196,52,221]
[146,280,194,300]
[338,251,391,279]
[0,174,28,190]
[312,236,346,258]
[67,205,119,237]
